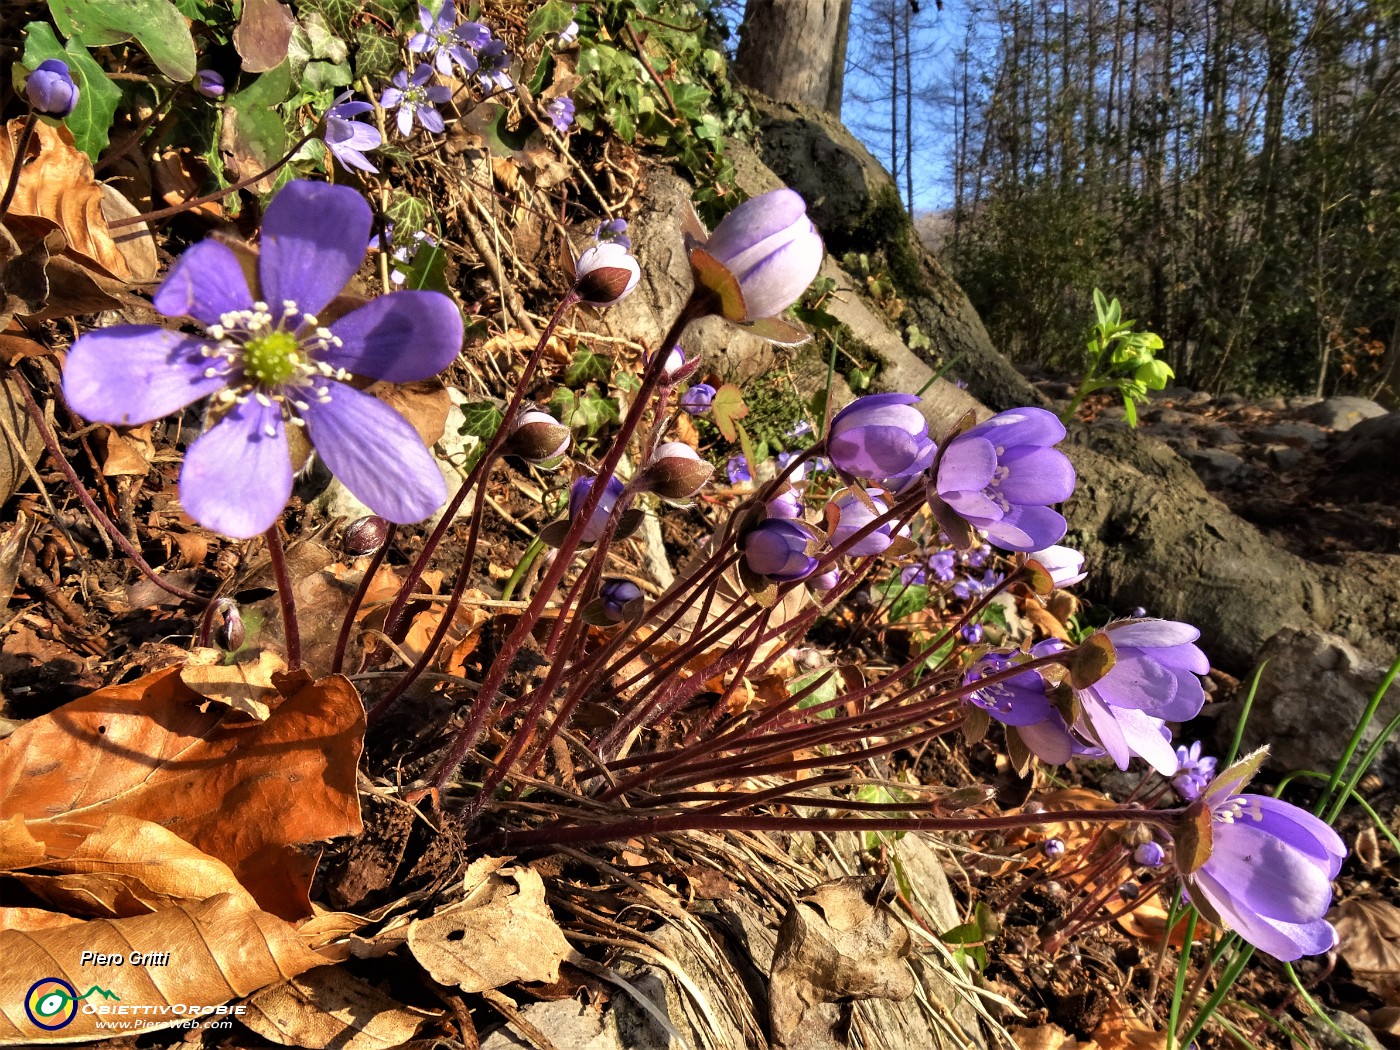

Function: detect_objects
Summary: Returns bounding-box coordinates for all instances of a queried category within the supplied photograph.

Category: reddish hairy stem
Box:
[265,525,301,669]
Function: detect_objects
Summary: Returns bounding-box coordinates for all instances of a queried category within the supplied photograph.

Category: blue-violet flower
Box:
[62,181,463,538]
[545,96,575,133]
[324,92,383,173]
[742,518,819,582]
[26,59,78,118]
[408,1,486,76]
[828,393,936,488]
[381,65,452,136]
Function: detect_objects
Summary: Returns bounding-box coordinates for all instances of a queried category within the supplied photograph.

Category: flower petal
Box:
[1249,795,1347,878]
[180,400,292,538]
[259,181,372,317]
[303,381,446,524]
[1208,820,1335,924]
[998,446,1076,504]
[152,241,254,325]
[984,505,1066,551]
[64,327,229,425]
[964,407,1067,448]
[938,435,998,492]
[1107,619,1201,648]
[325,292,462,381]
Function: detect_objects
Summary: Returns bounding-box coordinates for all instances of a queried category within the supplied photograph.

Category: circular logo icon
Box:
[25,978,78,1030]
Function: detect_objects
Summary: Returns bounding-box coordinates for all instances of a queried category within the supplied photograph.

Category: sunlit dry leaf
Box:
[152,148,224,220]
[770,875,914,1050]
[0,120,132,280]
[0,906,82,931]
[10,815,259,918]
[376,380,452,448]
[96,423,154,477]
[98,184,157,281]
[0,511,37,620]
[0,894,328,1045]
[243,966,436,1049]
[181,647,288,721]
[0,815,44,871]
[0,667,364,919]
[1091,1002,1166,1050]
[407,857,575,993]
[1012,1025,1098,1050]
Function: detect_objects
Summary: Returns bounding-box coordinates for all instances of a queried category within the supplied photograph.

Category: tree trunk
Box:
[735,0,853,116]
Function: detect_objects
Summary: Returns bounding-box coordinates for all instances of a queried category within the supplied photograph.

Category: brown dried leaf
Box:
[0,815,44,870]
[96,423,154,477]
[243,966,435,1049]
[1090,1003,1166,1050]
[769,875,914,1050]
[234,0,296,72]
[376,380,453,448]
[0,667,364,919]
[0,906,82,931]
[0,510,37,618]
[407,857,575,993]
[0,894,328,1045]
[10,815,260,918]
[1332,897,1400,1000]
[180,647,288,721]
[1012,1025,1099,1050]
[0,120,131,280]
[152,148,224,220]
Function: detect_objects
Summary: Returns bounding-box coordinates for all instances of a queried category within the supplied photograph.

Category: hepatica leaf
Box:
[48,0,197,82]
[21,22,122,161]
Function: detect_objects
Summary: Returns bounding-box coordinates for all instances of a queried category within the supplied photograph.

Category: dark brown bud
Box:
[213,599,245,652]
[642,442,713,501]
[344,515,390,556]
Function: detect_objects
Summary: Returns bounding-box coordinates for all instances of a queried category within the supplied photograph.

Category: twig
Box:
[13,374,203,604]
[625,24,680,119]
[0,112,39,218]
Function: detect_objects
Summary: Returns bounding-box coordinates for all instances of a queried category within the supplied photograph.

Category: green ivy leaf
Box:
[565,348,612,388]
[354,24,399,80]
[458,400,504,440]
[887,584,929,623]
[403,244,451,296]
[20,22,122,161]
[526,0,574,43]
[384,193,431,243]
[790,670,839,716]
[710,383,748,442]
[48,0,197,81]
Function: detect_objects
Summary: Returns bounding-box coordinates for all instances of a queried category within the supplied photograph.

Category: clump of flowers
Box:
[545,97,576,133]
[409,0,489,76]
[62,181,463,538]
[324,92,382,173]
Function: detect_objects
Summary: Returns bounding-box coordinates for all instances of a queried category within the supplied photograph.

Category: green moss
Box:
[847,185,928,299]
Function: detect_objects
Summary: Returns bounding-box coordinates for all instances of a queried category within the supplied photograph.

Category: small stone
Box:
[1199,425,1243,448]
[1254,420,1328,449]
[1184,447,1253,487]
[1258,395,1289,411]
[1263,443,1305,471]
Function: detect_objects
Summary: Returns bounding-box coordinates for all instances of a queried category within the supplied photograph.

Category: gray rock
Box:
[1232,627,1398,782]
[1198,425,1243,449]
[1259,395,1290,411]
[1253,420,1329,449]
[1215,393,1247,410]
[1263,443,1306,471]
[1304,395,1388,432]
[1302,1006,1386,1050]
[1144,408,1187,426]
[1183,447,1254,488]
[1286,395,1324,411]
[1179,390,1213,408]
[1317,411,1400,503]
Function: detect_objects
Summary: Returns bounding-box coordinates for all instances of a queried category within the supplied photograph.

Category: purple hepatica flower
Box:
[927,549,957,582]
[680,383,715,415]
[952,567,1004,601]
[1182,764,1345,960]
[194,70,225,98]
[830,490,906,557]
[811,567,840,591]
[26,59,78,118]
[828,393,936,488]
[381,65,452,137]
[776,450,809,482]
[960,623,984,644]
[573,240,640,307]
[1029,544,1086,588]
[1173,741,1217,800]
[726,454,752,484]
[596,218,632,249]
[545,96,575,133]
[1070,619,1209,775]
[933,407,1075,552]
[600,578,643,622]
[324,92,382,174]
[1135,842,1165,868]
[477,39,514,94]
[62,181,462,539]
[963,647,1075,764]
[693,188,824,325]
[768,487,803,519]
[742,518,818,582]
[569,474,625,543]
[962,543,990,568]
[408,1,484,77]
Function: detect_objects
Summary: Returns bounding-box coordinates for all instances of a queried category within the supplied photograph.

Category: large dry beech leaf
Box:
[769,874,915,1050]
[0,893,329,1045]
[406,856,576,993]
[0,667,365,920]
[1013,1026,1099,1050]
[3,814,259,920]
[180,648,289,721]
[243,965,437,1049]
[0,120,134,281]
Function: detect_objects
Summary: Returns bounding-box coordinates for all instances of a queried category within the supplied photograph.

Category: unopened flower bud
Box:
[1134,842,1165,868]
[213,599,245,652]
[699,188,823,320]
[573,241,640,307]
[960,623,984,644]
[600,578,643,622]
[1118,881,1141,902]
[26,59,79,118]
[680,383,715,415]
[643,442,713,501]
[509,408,571,463]
[569,474,626,543]
[195,70,225,98]
[767,487,803,519]
[344,515,390,556]
[810,567,840,591]
[1041,838,1066,860]
[1028,544,1087,588]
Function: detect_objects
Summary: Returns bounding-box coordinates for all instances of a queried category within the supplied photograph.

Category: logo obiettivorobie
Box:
[24,978,119,1031]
